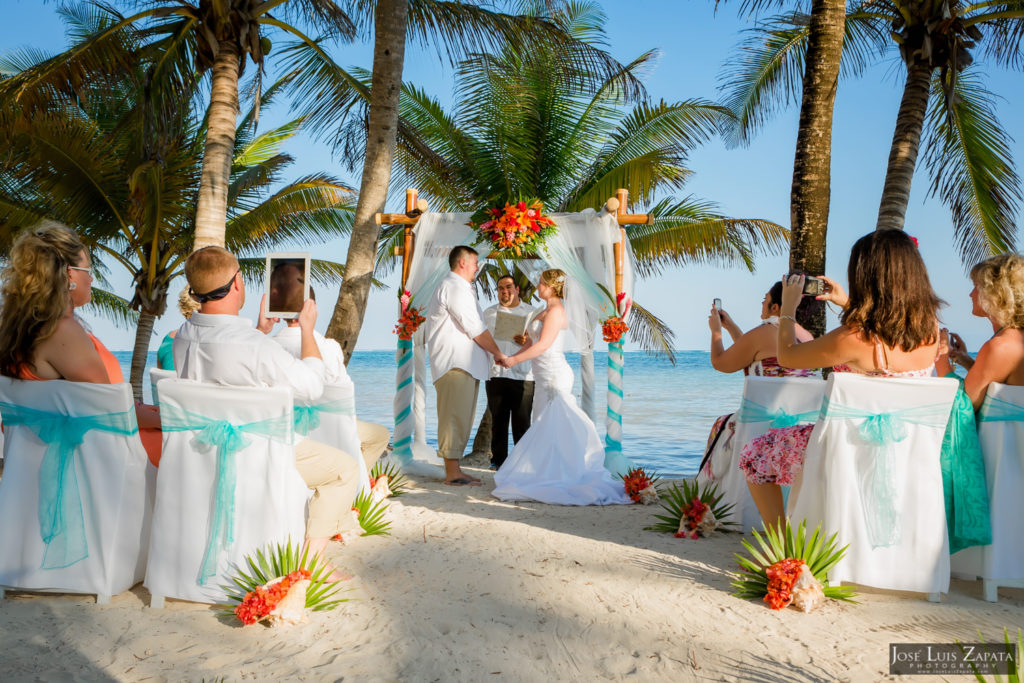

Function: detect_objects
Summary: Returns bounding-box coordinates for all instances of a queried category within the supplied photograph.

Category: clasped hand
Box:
[497,353,518,369]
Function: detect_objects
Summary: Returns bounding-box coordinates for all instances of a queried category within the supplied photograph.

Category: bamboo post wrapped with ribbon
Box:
[604,189,631,472]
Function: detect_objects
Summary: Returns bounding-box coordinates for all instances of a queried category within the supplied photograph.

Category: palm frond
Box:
[84,287,139,328]
[370,458,410,497]
[645,479,737,533]
[234,117,305,167]
[352,491,392,536]
[627,302,677,364]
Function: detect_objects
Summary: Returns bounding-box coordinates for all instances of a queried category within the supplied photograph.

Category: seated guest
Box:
[268,261,390,470]
[173,246,359,581]
[0,223,162,465]
[741,230,942,530]
[938,253,1024,409]
[156,287,200,371]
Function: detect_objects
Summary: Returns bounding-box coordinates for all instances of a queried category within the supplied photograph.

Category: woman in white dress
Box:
[491,269,630,505]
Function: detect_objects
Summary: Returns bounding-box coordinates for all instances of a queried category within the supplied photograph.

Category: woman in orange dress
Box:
[0,223,161,465]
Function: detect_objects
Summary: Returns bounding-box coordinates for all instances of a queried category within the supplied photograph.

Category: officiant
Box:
[482,274,536,470]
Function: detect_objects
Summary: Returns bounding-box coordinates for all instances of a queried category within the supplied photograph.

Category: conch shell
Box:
[267,578,310,627]
[370,475,392,504]
[791,565,825,613]
[697,508,720,537]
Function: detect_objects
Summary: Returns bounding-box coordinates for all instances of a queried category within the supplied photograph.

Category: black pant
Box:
[485,378,534,467]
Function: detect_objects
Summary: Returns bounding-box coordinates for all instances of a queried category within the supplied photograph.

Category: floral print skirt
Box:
[738,424,814,486]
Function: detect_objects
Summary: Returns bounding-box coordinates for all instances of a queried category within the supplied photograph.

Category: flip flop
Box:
[445,477,481,486]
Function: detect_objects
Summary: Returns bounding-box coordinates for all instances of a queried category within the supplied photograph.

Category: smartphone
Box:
[802,277,824,297]
[264,252,311,320]
[713,298,722,311]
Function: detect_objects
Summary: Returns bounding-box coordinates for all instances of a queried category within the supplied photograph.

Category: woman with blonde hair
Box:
[491,268,629,505]
[156,287,201,371]
[0,223,161,464]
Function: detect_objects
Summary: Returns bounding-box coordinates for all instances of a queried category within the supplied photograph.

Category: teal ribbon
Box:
[0,401,138,570]
[392,338,414,463]
[737,398,820,428]
[604,340,624,453]
[160,404,292,585]
[821,396,952,549]
[978,394,1024,422]
[293,396,356,436]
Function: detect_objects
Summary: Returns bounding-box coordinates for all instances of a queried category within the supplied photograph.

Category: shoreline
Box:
[1,466,1019,681]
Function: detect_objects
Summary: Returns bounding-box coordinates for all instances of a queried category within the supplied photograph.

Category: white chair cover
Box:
[788,373,958,595]
[0,377,152,601]
[149,367,176,405]
[145,379,309,605]
[700,376,826,533]
[299,382,371,495]
[950,382,1024,600]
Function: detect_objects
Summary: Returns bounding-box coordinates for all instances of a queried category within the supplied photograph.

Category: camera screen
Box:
[267,257,309,315]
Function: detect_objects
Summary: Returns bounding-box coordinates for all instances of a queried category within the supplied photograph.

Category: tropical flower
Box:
[469,199,557,256]
[394,305,426,340]
[602,316,629,343]
[620,467,661,504]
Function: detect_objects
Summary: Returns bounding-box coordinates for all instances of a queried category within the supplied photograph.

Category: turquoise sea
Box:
[117,349,743,477]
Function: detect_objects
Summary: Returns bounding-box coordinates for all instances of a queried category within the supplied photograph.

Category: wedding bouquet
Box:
[468,199,557,256]
[620,467,660,504]
[674,496,720,539]
[645,480,737,536]
[394,290,425,340]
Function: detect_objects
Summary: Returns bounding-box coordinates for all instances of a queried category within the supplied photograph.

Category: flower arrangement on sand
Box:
[394,289,426,340]
[731,520,857,612]
[221,540,349,627]
[370,459,409,497]
[620,467,661,504]
[645,480,737,538]
[598,287,631,343]
[469,199,557,256]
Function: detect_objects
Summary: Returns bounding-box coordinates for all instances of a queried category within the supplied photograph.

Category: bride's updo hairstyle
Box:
[540,269,566,299]
[0,222,86,377]
[970,253,1024,329]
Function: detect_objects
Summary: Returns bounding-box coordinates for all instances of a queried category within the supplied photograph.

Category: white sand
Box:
[1,467,1020,682]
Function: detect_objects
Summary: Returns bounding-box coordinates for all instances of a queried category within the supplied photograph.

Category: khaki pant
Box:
[294,438,361,538]
[434,368,479,460]
[357,419,391,471]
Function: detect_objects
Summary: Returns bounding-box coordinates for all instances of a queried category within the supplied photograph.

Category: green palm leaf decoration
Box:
[645,480,738,533]
[218,538,350,620]
[370,459,409,497]
[352,491,392,537]
[731,519,857,603]
[960,628,1022,683]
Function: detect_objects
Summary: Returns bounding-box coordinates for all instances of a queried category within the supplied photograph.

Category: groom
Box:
[426,246,506,485]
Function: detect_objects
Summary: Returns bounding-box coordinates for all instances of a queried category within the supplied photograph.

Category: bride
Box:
[491,269,630,505]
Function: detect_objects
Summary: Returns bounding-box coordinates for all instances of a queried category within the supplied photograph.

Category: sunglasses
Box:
[190,270,239,304]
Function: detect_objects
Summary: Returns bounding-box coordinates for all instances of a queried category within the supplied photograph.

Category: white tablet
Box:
[264,252,311,320]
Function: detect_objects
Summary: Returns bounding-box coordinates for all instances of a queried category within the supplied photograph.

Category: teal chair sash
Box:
[820,396,952,549]
[737,398,820,428]
[160,404,292,585]
[293,396,356,436]
[0,401,138,570]
[978,394,1024,422]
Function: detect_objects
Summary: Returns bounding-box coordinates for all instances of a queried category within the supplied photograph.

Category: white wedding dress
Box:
[492,318,630,505]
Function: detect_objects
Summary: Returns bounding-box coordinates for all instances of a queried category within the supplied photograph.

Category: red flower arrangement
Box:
[602,316,629,343]
[763,558,806,610]
[234,569,312,625]
[673,496,720,539]
[394,290,425,340]
[469,199,557,256]
[621,467,659,504]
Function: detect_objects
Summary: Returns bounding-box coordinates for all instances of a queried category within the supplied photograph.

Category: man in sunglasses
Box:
[173,246,359,582]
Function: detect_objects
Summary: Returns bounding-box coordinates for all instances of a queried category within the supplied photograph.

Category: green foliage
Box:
[646,479,738,534]
[961,628,1022,683]
[352,491,392,537]
[370,459,409,498]
[219,538,350,619]
[731,519,857,603]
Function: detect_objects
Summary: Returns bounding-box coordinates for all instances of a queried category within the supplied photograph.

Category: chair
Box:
[950,382,1024,601]
[148,367,176,405]
[788,373,959,598]
[698,376,826,533]
[296,382,371,496]
[145,379,309,606]
[0,377,152,603]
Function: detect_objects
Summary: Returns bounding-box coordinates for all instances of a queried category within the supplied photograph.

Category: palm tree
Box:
[291,0,648,360]
[357,5,788,355]
[0,35,355,399]
[719,1,1023,265]
[0,0,357,252]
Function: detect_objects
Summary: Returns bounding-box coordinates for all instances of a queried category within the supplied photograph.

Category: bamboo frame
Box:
[378,189,647,292]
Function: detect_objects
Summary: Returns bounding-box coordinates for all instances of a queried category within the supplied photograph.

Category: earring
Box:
[69,282,77,291]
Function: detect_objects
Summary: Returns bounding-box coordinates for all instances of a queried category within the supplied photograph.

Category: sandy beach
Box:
[1,459,1020,682]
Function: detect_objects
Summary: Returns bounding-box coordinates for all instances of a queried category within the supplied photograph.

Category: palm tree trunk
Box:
[875,62,933,231]
[193,39,241,251]
[130,312,156,402]
[325,0,409,361]
[789,0,845,337]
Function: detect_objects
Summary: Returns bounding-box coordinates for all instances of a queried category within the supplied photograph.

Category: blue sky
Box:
[2,1,1021,353]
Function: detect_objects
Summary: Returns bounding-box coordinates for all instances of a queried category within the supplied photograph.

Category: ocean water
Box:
[118,349,742,477]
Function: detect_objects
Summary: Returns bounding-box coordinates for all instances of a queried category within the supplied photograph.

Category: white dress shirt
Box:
[273,326,353,391]
[173,312,326,403]
[426,272,491,383]
[484,302,535,381]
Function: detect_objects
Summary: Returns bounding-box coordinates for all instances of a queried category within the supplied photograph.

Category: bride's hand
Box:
[501,355,518,369]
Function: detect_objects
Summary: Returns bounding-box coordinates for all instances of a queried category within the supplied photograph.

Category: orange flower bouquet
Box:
[394,289,426,340]
[620,467,660,504]
[469,199,557,256]
[601,316,629,343]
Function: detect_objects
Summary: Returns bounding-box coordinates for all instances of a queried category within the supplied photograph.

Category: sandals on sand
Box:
[445,477,482,486]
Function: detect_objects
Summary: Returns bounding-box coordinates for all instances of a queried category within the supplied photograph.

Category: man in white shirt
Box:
[269,263,391,471]
[173,246,359,581]
[481,275,535,470]
[425,245,506,485]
